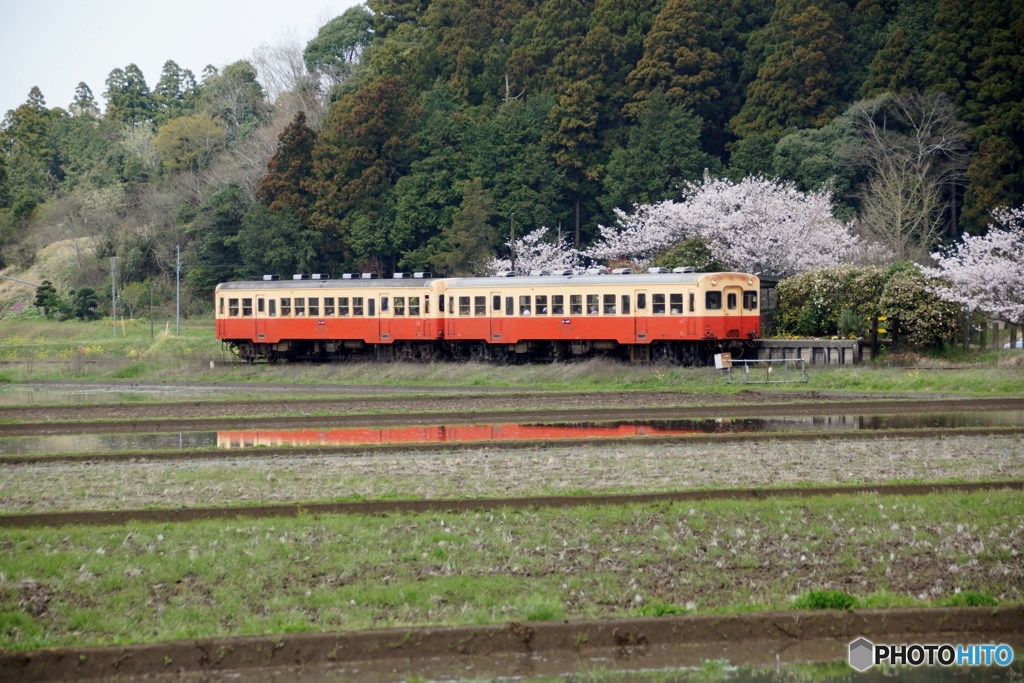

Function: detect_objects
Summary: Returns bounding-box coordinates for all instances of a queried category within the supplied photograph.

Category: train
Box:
[214,268,761,364]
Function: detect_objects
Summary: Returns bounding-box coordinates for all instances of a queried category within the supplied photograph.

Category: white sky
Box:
[0,0,360,116]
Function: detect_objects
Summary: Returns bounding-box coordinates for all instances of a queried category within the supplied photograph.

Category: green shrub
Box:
[793,590,857,610]
[776,266,885,337]
[879,268,963,350]
[941,591,997,607]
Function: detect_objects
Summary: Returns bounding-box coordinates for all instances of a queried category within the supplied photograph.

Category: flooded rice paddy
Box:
[1,411,1022,455]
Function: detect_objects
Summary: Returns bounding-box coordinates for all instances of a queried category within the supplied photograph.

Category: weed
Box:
[941,591,998,607]
[634,602,688,617]
[793,590,857,610]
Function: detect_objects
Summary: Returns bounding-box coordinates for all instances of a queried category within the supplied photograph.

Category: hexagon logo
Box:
[849,637,874,671]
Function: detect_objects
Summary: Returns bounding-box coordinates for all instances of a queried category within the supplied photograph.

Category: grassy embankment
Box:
[0,490,1019,651]
[0,318,1023,396]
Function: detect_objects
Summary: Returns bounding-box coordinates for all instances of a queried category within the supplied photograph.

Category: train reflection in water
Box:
[216,422,707,449]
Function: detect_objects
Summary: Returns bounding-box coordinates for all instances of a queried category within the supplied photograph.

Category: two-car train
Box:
[215,269,760,364]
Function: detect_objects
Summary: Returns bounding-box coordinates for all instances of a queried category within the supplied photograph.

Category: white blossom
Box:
[921,207,1024,325]
[586,175,860,275]
[485,227,584,276]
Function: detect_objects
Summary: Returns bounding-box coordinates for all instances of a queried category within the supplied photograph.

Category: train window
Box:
[743,291,758,309]
[424,295,430,314]
[493,295,501,312]
[381,297,389,313]
[228,298,239,316]
[324,297,335,316]
[519,295,531,315]
[689,292,695,313]
[670,294,683,314]
[475,296,486,315]
[727,292,737,310]
[621,295,630,314]
[637,293,646,310]
[368,299,375,316]
[394,297,405,316]
[281,298,291,316]
[552,295,564,315]
[505,296,514,315]
[219,297,224,315]
[295,298,305,316]
[269,299,276,317]
[706,291,722,309]
[353,297,363,316]
[587,294,599,315]
[438,295,444,312]
[459,296,471,316]
[309,297,319,317]
[535,295,548,315]
[242,298,252,316]
[603,294,616,315]
[448,296,453,314]
[339,297,349,316]
[570,295,583,315]
[257,298,265,313]
[652,294,665,314]
[410,297,420,316]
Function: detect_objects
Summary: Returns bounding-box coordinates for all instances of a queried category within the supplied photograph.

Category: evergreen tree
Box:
[1,87,56,204]
[926,0,1024,226]
[255,111,317,220]
[70,287,100,320]
[427,178,498,275]
[602,92,719,212]
[153,60,198,126]
[310,76,420,267]
[69,82,99,117]
[626,0,723,117]
[730,0,846,139]
[104,64,153,125]
[185,185,249,292]
[235,205,323,279]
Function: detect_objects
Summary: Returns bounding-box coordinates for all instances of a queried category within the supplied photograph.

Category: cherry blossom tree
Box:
[922,206,1024,325]
[586,175,861,275]
[485,227,584,275]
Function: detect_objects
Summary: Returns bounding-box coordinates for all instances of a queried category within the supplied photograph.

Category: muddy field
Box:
[1,490,1021,654]
[2,435,1021,513]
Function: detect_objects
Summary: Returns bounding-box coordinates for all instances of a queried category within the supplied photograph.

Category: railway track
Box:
[1,479,1019,529]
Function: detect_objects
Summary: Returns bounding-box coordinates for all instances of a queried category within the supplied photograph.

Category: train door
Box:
[379,295,390,341]
[723,285,742,334]
[255,296,266,341]
[489,291,503,341]
[634,289,648,340]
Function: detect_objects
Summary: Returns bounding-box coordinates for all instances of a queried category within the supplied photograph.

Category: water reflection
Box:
[2,411,1022,456]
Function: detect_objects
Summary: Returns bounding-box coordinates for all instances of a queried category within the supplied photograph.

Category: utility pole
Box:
[509,213,515,272]
[575,200,580,247]
[176,245,181,336]
[110,256,117,336]
[150,283,154,341]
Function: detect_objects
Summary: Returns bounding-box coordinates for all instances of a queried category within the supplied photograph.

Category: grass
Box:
[0,318,1023,395]
[0,489,1020,651]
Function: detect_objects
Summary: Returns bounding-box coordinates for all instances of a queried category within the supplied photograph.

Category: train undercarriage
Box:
[228,338,754,365]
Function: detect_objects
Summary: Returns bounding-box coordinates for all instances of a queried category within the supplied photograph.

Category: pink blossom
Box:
[586,175,860,275]
[922,207,1024,325]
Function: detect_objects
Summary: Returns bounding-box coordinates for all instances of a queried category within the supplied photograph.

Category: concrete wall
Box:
[756,339,861,365]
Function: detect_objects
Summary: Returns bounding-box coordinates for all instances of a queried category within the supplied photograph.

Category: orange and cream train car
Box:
[215,270,760,364]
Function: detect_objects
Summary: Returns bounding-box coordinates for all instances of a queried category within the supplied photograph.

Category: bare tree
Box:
[849,92,970,262]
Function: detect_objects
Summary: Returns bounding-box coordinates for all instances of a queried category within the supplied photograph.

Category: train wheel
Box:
[265,349,279,364]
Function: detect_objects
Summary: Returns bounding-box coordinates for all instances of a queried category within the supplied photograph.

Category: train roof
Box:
[216,278,438,291]
[215,272,757,292]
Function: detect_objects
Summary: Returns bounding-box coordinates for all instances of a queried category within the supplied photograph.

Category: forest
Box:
[0,0,1021,326]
